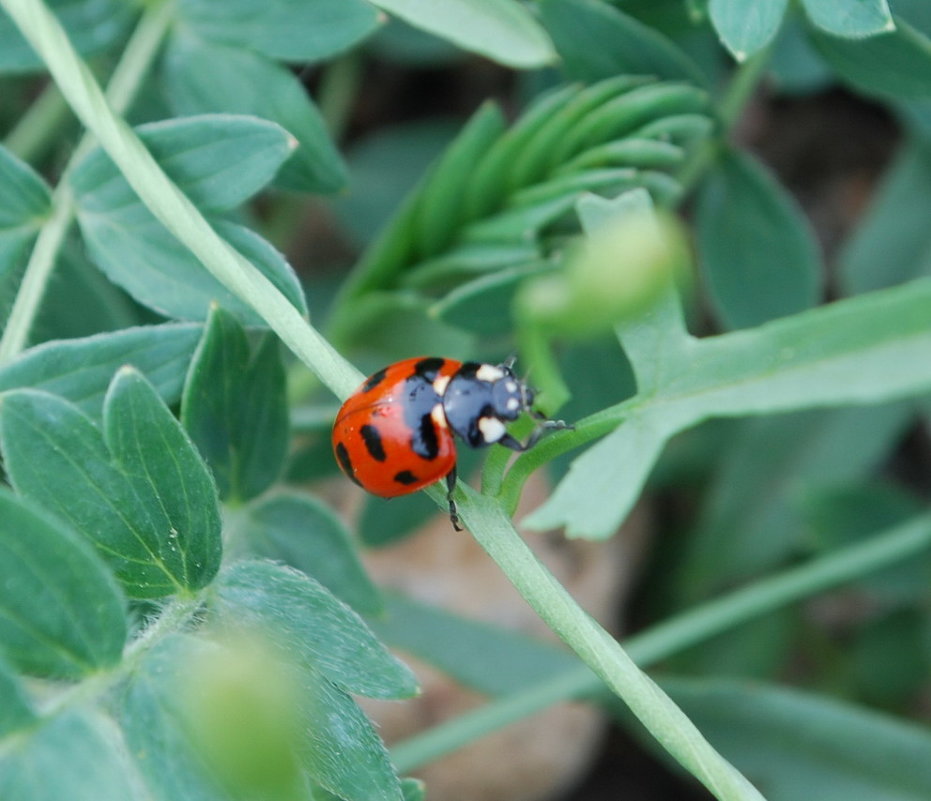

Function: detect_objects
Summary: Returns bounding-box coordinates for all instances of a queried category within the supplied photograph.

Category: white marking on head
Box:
[504,380,518,393]
[506,397,520,411]
[476,364,505,383]
[433,374,451,396]
[431,403,448,429]
[478,416,507,443]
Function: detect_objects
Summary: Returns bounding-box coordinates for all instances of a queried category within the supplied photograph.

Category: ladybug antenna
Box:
[502,353,518,371]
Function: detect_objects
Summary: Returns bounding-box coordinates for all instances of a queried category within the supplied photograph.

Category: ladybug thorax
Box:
[442,362,529,447]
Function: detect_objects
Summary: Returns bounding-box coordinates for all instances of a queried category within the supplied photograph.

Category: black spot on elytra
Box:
[394,470,419,485]
[411,411,440,460]
[335,442,362,486]
[360,424,386,462]
[362,367,388,393]
[414,357,445,382]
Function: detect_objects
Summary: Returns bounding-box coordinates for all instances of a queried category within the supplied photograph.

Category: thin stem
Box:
[0,0,175,363]
[456,488,765,801]
[3,81,70,163]
[393,512,931,772]
[317,53,363,140]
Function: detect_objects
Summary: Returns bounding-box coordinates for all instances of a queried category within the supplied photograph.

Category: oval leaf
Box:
[162,34,347,194]
[104,367,222,593]
[697,148,821,329]
[76,214,306,323]
[810,19,931,99]
[709,0,788,60]
[538,0,707,84]
[0,324,202,417]
[177,0,381,62]
[0,709,143,801]
[236,492,382,615]
[70,114,294,215]
[370,0,556,68]
[214,560,417,699]
[839,137,931,294]
[0,487,126,677]
[800,0,894,38]
[181,306,288,502]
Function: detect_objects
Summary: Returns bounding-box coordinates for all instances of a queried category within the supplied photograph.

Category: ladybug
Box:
[332,356,568,530]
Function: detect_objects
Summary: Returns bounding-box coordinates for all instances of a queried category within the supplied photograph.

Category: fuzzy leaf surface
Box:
[0,488,126,677]
[0,324,202,416]
[236,492,381,615]
[214,561,417,699]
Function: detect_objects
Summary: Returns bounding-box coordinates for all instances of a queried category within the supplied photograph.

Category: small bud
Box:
[183,631,305,801]
[516,208,689,339]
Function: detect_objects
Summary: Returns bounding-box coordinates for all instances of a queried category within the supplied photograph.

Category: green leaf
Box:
[77,214,306,324]
[527,278,931,537]
[70,114,306,322]
[0,144,52,327]
[0,142,51,224]
[697,148,821,329]
[369,0,556,68]
[0,655,34,737]
[0,709,144,800]
[30,245,141,343]
[709,0,788,60]
[104,367,222,592]
[800,0,894,38]
[524,408,674,537]
[680,404,914,598]
[839,137,931,293]
[0,378,219,598]
[802,481,928,605]
[810,19,931,99]
[769,12,834,94]
[70,115,294,215]
[0,487,126,677]
[297,661,402,801]
[413,102,507,257]
[162,34,347,194]
[235,491,382,615]
[117,635,244,801]
[0,0,133,73]
[177,0,380,62]
[182,307,288,501]
[538,0,708,84]
[0,323,202,417]
[214,560,417,699]
[666,678,931,801]
[370,594,579,695]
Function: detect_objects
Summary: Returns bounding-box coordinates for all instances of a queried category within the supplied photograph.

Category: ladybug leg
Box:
[499,419,573,452]
[445,467,463,532]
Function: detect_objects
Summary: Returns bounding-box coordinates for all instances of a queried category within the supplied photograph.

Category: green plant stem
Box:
[676,47,771,198]
[317,53,363,140]
[392,512,931,772]
[40,596,203,717]
[3,80,70,162]
[0,0,363,399]
[451,487,766,801]
[0,0,174,364]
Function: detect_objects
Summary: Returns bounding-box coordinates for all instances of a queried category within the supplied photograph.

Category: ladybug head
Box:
[489,363,534,422]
